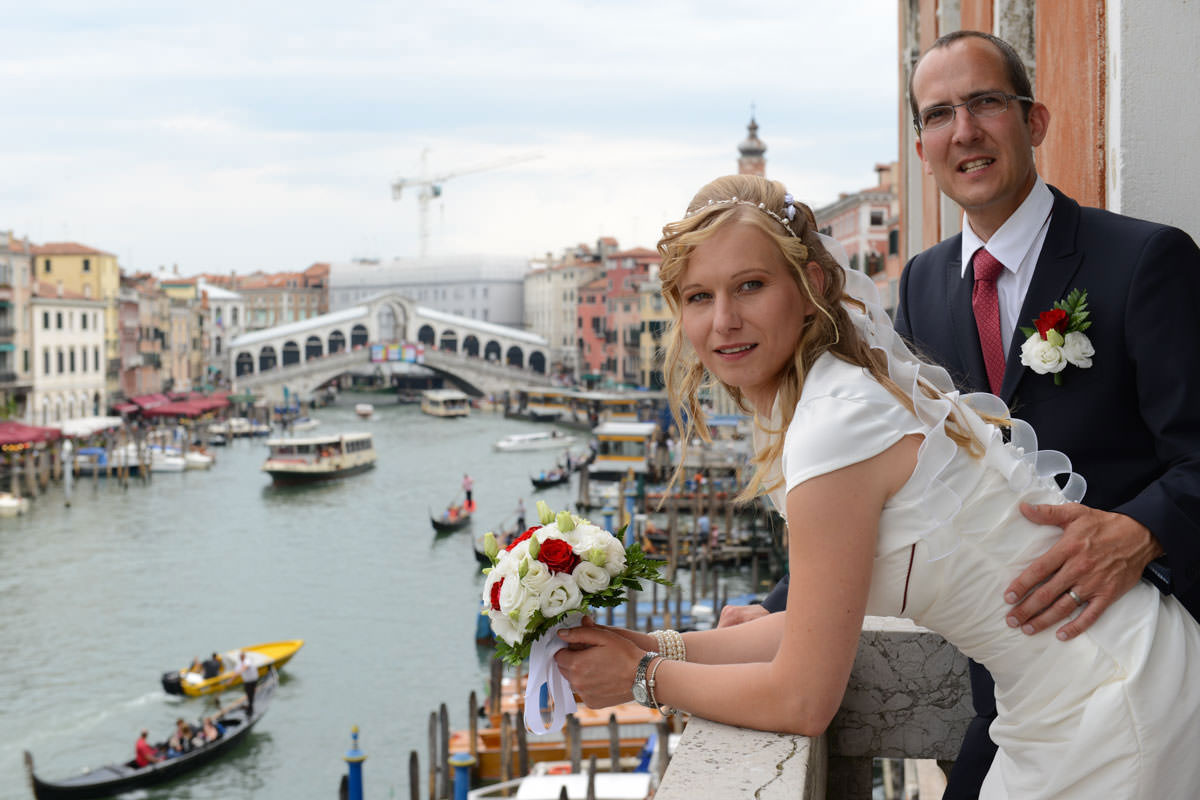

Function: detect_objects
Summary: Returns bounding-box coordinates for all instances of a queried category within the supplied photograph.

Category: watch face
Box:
[632,683,649,705]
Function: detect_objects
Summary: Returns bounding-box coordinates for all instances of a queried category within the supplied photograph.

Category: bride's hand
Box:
[554,622,647,708]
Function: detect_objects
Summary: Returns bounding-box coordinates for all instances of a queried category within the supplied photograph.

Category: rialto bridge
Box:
[227,293,554,403]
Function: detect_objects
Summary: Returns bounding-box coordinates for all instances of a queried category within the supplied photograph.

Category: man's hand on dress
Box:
[1004,503,1164,641]
[718,604,770,627]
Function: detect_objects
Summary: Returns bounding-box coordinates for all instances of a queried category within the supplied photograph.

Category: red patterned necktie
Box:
[972,248,1006,395]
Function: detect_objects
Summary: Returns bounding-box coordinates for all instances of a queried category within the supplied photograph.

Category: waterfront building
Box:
[29,242,122,399]
[523,243,603,377]
[576,274,608,388]
[217,263,329,332]
[199,280,245,385]
[328,255,526,328]
[605,248,660,389]
[119,273,169,399]
[637,274,669,391]
[0,230,34,420]
[29,282,106,424]
[897,3,1199,258]
[814,162,901,312]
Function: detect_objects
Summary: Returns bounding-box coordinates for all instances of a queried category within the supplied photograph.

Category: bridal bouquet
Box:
[480,501,668,666]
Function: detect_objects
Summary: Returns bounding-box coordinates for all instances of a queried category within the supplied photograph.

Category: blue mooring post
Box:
[623,479,637,546]
[343,725,367,800]
[602,506,616,537]
[449,752,476,800]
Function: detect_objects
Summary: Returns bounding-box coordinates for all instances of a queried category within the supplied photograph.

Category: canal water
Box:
[0,396,753,799]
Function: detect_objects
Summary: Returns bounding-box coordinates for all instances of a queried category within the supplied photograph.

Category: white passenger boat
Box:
[493,431,577,452]
[589,421,659,481]
[261,432,377,485]
[148,445,187,473]
[354,403,374,419]
[291,416,320,432]
[421,389,470,418]
[0,492,29,517]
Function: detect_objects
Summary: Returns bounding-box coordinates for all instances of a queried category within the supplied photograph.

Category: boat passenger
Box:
[201,716,224,742]
[135,729,163,767]
[167,719,193,757]
[201,652,222,679]
[186,656,203,675]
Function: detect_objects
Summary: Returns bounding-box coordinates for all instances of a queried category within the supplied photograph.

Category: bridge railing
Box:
[654,616,970,799]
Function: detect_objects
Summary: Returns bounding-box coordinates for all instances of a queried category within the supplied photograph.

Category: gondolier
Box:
[237,652,257,716]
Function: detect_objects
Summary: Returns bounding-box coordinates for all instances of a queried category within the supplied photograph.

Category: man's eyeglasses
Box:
[914,91,1033,133]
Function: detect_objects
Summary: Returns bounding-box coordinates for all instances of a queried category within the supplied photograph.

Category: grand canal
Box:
[0,396,715,799]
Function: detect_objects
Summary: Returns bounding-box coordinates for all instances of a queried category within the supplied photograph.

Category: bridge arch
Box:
[236,352,254,376]
[259,345,278,371]
[463,335,480,357]
[417,325,436,346]
[282,340,301,366]
[439,328,458,352]
[529,351,546,374]
[484,340,502,362]
[506,345,524,368]
[305,335,323,360]
[329,330,346,354]
[351,324,368,349]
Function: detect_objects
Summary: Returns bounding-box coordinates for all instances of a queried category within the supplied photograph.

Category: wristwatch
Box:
[631,651,659,708]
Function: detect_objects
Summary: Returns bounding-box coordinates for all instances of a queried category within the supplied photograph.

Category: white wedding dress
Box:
[761,352,1200,799]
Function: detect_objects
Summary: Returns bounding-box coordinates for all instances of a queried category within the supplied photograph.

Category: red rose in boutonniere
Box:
[1018,289,1094,385]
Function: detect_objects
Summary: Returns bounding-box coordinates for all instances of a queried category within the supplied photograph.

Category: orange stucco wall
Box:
[1035,0,1106,208]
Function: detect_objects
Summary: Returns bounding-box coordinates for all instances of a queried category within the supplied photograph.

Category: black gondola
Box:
[25,670,278,800]
[530,469,569,490]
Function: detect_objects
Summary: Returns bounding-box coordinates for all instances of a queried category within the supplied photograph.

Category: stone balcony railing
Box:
[655,617,973,799]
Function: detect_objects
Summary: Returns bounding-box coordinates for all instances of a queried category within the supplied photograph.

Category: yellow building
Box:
[31,242,122,398]
[637,275,670,391]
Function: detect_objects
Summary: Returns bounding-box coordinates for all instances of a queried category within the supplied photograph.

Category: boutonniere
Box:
[1018,288,1094,385]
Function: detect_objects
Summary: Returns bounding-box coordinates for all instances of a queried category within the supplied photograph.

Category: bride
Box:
[554,174,1200,798]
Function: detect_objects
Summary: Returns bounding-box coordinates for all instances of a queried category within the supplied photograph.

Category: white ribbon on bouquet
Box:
[523,613,582,735]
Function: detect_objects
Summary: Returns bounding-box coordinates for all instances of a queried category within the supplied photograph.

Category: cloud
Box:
[0,0,899,273]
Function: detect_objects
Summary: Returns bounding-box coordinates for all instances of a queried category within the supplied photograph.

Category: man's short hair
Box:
[907,30,1035,125]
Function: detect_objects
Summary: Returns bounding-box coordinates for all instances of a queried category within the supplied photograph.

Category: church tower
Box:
[737,116,766,176]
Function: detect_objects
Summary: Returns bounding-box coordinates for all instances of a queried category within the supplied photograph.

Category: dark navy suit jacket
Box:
[894,185,1200,798]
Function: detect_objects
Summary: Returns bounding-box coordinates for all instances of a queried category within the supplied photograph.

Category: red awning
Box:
[112,402,139,414]
[130,393,170,409]
[0,421,62,445]
[141,401,207,418]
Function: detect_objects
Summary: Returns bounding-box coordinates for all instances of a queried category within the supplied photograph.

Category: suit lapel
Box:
[999,187,1085,401]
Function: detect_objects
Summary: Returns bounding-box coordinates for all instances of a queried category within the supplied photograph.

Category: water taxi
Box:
[493,430,577,452]
[161,640,304,697]
[354,403,374,419]
[421,389,471,418]
[261,433,376,485]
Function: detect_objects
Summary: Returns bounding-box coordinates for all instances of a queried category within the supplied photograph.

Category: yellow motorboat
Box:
[160,639,304,697]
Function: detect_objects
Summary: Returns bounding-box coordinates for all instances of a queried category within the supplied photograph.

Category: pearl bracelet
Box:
[647,655,676,717]
[652,629,686,662]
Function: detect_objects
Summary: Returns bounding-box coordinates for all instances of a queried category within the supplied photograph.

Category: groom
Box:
[897,31,1200,798]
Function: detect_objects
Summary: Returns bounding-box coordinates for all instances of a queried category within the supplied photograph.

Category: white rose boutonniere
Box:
[1018,289,1094,385]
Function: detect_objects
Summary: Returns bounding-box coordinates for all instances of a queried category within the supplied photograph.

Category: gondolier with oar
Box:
[237,652,257,716]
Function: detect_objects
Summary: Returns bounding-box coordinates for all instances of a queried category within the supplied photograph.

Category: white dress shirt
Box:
[960,177,1054,355]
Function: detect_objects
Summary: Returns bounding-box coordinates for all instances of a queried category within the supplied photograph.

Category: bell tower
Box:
[737,116,766,176]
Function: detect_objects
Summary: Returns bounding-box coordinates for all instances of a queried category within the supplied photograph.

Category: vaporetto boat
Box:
[261,433,376,485]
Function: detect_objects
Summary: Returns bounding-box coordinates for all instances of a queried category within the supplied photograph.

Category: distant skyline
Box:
[2,1,899,276]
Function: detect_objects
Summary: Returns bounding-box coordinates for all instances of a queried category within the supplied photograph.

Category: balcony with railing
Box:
[0,325,15,340]
[654,617,970,800]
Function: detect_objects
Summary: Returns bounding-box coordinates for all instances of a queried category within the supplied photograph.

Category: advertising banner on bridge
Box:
[370,343,425,364]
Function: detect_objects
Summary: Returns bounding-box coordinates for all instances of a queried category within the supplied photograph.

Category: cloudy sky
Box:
[2,1,900,275]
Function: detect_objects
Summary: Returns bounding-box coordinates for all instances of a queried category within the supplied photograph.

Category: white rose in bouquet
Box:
[572,560,612,593]
[539,573,583,617]
[1062,331,1095,368]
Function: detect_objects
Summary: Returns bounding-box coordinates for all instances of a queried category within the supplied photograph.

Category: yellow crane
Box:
[391,149,542,257]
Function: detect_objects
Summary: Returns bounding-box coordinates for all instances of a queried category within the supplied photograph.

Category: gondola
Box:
[530,469,570,490]
[431,500,474,533]
[25,669,278,800]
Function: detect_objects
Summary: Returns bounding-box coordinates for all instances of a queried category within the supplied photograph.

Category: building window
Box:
[57,349,64,373]
[82,313,88,330]
[94,346,100,371]
[24,349,29,373]
[43,311,50,329]
[43,349,50,375]
[870,210,885,226]
[888,229,899,256]
[44,258,51,273]
[56,312,63,329]
[70,348,76,372]
[83,258,91,272]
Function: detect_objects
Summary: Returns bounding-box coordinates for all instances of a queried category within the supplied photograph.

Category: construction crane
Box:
[391,149,542,258]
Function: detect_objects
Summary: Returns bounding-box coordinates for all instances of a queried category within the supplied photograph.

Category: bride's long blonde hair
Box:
[657,174,990,503]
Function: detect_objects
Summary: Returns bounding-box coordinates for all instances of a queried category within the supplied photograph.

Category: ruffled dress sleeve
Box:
[781,355,925,493]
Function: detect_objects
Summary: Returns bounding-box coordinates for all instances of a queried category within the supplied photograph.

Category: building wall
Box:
[29,295,106,424]
[0,232,33,418]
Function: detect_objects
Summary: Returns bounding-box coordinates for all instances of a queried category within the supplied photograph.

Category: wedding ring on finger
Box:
[1067,589,1085,607]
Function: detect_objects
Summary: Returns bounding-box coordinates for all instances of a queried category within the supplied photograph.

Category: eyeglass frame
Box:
[912,91,1035,134]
